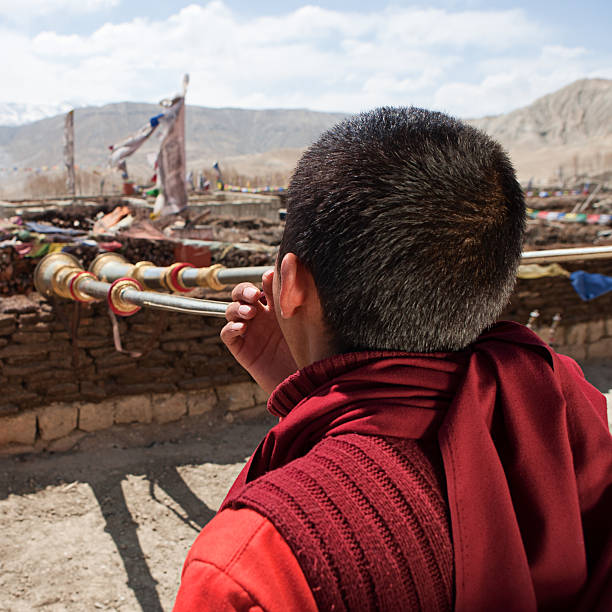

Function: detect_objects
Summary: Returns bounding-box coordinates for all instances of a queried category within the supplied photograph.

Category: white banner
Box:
[153,96,187,217]
[109,121,158,169]
[63,110,75,196]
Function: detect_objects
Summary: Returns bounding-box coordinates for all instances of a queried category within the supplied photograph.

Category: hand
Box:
[220,269,297,395]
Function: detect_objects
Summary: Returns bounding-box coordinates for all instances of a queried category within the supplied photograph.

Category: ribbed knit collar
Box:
[267,350,422,418]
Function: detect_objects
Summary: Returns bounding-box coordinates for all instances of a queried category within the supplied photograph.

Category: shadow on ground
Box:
[0,415,275,611]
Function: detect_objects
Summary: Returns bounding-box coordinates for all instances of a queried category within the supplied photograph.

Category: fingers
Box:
[219,321,246,350]
[225,301,258,322]
[262,269,275,308]
[231,282,262,304]
[220,320,246,345]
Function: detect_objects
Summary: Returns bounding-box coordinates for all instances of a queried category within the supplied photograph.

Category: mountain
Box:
[0,103,347,175]
[0,102,73,127]
[468,78,612,183]
[1,78,611,187]
[469,79,612,147]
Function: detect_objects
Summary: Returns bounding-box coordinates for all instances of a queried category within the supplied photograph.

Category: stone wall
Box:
[2,252,612,455]
[0,292,268,454]
[501,258,612,361]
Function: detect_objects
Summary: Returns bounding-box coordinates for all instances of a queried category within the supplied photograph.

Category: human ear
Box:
[278,253,308,318]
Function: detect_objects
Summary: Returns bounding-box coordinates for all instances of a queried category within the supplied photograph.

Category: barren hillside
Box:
[1,78,611,188]
[468,79,612,183]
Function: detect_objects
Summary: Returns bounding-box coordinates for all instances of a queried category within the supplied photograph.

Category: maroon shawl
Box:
[222,322,612,610]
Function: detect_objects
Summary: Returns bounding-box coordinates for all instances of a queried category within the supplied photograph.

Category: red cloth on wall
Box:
[222,321,612,611]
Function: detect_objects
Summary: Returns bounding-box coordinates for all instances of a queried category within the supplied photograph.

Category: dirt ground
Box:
[0,364,610,612]
[0,413,276,612]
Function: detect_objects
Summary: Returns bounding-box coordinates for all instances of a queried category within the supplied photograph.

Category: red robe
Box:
[177,322,612,610]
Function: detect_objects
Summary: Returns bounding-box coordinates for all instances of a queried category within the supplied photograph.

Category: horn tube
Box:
[33,246,612,318]
[521,246,612,264]
[89,252,272,292]
[34,253,229,317]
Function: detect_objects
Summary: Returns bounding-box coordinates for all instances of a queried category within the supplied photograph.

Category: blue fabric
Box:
[570,270,612,301]
[25,222,85,236]
[149,113,164,128]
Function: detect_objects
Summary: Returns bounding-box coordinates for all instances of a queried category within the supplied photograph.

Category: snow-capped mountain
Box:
[0,102,74,126]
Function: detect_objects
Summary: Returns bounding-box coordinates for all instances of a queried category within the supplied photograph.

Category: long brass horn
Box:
[34,253,229,317]
[89,252,272,293]
[520,246,612,264]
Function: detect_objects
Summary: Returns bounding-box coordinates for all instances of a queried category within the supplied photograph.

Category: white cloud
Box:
[433,45,594,117]
[0,0,119,17]
[0,2,609,118]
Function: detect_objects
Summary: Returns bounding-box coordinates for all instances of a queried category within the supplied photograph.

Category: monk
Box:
[174,107,612,611]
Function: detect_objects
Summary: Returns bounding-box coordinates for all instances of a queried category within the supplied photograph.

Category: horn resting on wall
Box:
[34,252,272,317]
[34,246,612,318]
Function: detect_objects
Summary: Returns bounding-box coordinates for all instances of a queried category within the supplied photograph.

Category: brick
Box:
[79,381,108,401]
[0,313,16,326]
[110,382,175,396]
[0,403,19,416]
[72,336,111,349]
[129,323,160,334]
[76,318,95,327]
[0,443,37,456]
[28,321,52,332]
[3,386,39,406]
[47,430,87,453]
[161,341,191,352]
[25,369,74,385]
[253,385,269,405]
[178,377,213,391]
[234,404,269,419]
[17,312,40,324]
[137,350,169,366]
[89,346,124,359]
[114,395,153,424]
[45,352,75,368]
[12,331,52,344]
[202,335,224,345]
[2,361,59,377]
[565,323,588,346]
[96,364,140,377]
[587,338,612,360]
[191,344,224,357]
[0,411,37,446]
[160,328,218,341]
[606,318,612,338]
[0,344,49,359]
[79,402,114,432]
[0,322,16,336]
[38,403,78,440]
[548,325,566,346]
[95,353,134,368]
[216,382,256,412]
[589,320,606,343]
[186,389,217,415]
[1,296,37,315]
[45,382,80,398]
[152,393,187,424]
[557,344,587,362]
[0,338,6,347]
[51,331,72,341]
[114,367,174,384]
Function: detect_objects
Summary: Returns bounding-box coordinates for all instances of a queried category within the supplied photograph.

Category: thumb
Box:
[261,269,276,310]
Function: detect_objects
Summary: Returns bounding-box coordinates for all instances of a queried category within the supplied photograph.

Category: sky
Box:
[0,0,611,118]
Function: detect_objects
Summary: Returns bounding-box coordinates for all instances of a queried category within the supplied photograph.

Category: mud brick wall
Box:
[0,292,269,454]
[1,253,612,455]
[501,258,612,360]
[502,259,612,326]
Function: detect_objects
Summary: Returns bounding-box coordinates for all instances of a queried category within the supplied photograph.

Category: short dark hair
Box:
[278,106,525,353]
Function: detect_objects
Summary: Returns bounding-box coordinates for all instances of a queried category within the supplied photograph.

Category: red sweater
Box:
[175,322,612,611]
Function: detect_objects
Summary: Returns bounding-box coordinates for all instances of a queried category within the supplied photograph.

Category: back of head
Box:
[279,106,525,353]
